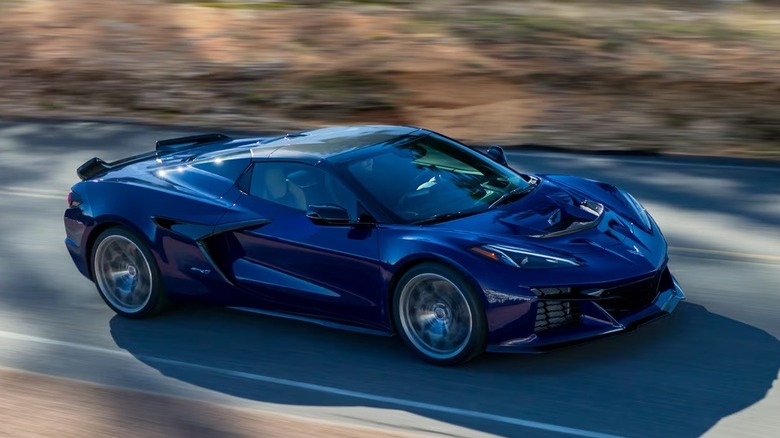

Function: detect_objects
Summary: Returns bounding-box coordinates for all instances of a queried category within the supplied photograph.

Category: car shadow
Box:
[110,302,780,437]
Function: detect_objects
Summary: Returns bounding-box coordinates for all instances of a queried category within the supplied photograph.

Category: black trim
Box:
[212,218,271,236]
[155,133,232,152]
[196,241,233,286]
[152,216,270,241]
[76,157,112,180]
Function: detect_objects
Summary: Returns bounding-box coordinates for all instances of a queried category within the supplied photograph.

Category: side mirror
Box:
[486,145,508,166]
[306,204,351,225]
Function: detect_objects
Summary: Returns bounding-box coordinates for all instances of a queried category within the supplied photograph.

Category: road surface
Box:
[0,120,778,438]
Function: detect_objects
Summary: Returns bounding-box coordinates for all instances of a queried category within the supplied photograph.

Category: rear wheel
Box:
[393,263,487,365]
[91,227,167,318]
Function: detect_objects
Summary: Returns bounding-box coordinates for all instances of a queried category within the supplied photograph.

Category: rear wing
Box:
[76,157,112,181]
[76,133,233,180]
[155,133,232,152]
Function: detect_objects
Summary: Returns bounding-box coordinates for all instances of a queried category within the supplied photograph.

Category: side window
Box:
[249,162,358,217]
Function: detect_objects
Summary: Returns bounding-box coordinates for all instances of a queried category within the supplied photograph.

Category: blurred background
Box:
[1,2,780,438]
[1,0,779,156]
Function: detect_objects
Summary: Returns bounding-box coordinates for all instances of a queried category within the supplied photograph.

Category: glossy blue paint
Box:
[64,125,684,353]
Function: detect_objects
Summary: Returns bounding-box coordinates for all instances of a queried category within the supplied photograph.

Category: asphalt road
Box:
[0,119,779,438]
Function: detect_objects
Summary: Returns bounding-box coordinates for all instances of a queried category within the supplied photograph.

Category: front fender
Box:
[377,226,538,342]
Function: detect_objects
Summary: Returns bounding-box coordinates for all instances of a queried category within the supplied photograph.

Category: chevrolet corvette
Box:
[64,125,684,364]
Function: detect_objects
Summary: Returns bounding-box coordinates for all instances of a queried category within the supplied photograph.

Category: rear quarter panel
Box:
[70,172,243,301]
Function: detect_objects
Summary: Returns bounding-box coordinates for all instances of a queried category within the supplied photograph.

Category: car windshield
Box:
[340,134,535,224]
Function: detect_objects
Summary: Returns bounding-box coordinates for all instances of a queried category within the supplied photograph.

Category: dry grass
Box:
[0,0,779,156]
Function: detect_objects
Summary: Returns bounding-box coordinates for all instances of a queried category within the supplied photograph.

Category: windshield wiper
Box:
[489,180,538,209]
[412,210,482,225]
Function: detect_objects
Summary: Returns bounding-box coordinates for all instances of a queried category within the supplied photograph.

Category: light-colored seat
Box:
[259,166,306,210]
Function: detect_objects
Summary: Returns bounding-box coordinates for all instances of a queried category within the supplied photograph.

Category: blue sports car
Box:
[64,125,685,365]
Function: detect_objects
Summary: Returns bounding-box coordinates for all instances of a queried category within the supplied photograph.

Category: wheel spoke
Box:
[109,270,131,280]
[94,234,153,314]
[398,272,473,360]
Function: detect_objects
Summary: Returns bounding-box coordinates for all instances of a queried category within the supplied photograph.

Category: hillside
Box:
[1,0,779,156]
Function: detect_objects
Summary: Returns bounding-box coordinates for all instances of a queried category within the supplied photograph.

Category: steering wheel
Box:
[412,169,442,190]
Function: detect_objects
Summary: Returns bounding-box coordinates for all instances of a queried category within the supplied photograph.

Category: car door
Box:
[217,161,385,328]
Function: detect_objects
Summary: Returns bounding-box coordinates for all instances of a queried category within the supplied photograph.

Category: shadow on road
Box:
[111,302,780,437]
[2,119,778,436]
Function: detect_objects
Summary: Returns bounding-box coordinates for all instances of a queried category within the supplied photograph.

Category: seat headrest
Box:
[287,169,317,188]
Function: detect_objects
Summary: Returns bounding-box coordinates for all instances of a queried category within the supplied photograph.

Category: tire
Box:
[393,263,487,365]
[91,227,168,318]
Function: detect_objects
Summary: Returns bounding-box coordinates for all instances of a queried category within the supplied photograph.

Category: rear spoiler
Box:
[76,157,112,181]
[76,133,233,181]
[155,133,232,152]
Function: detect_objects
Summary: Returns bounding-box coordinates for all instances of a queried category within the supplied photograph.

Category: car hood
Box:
[431,175,666,262]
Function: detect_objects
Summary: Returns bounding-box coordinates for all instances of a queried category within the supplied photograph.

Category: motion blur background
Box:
[1,0,779,157]
[1,1,780,438]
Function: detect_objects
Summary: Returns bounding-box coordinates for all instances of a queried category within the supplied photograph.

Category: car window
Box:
[249,162,359,218]
[341,134,531,223]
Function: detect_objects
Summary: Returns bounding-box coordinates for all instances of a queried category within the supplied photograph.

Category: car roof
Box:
[250,125,421,161]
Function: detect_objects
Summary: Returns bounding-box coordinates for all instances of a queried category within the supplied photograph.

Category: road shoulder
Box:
[0,366,417,438]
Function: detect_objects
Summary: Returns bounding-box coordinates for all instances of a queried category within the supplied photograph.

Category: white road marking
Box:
[669,246,780,264]
[0,185,65,195]
[506,151,780,172]
[0,329,625,438]
[1,191,64,200]
[0,186,65,200]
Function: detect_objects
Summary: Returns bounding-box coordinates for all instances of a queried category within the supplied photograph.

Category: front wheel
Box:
[393,263,487,365]
[91,227,167,318]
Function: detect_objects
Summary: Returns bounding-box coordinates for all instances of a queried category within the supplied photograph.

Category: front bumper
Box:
[486,274,685,353]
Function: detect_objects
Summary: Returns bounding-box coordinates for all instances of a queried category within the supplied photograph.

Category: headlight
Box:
[471,244,581,268]
[619,190,652,231]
